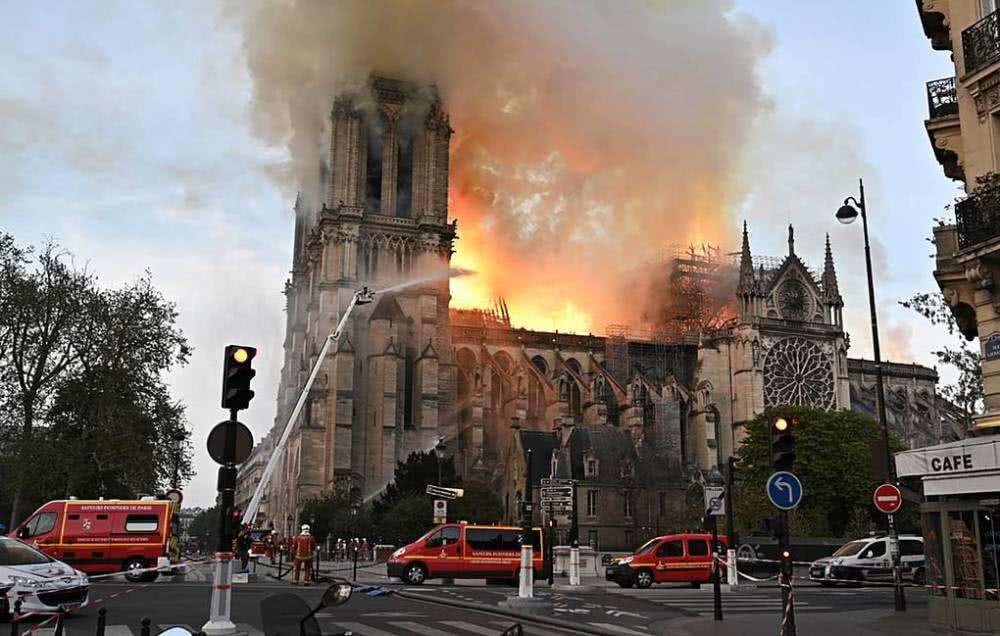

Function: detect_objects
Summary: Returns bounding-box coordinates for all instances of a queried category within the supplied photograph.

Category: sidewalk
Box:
[660,606,951,636]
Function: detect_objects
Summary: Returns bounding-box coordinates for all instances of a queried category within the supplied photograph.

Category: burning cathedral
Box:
[252,78,963,546]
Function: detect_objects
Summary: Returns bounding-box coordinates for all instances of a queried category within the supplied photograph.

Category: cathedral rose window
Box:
[763,337,835,410]
[778,278,810,321]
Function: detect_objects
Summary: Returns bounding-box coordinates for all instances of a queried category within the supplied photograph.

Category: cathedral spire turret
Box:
[787,224,795,256]
[822,234,843,307]
[737,221,755,295]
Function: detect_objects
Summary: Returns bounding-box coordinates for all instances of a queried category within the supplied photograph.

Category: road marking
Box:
[104,626,135,636]
[236,623,265,636]
[332,622,398,636]
[389,622,453,636]
[587,623,649,635]
[441,620,501,634]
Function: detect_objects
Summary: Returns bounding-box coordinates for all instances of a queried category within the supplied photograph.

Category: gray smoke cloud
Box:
[227,0,773,332]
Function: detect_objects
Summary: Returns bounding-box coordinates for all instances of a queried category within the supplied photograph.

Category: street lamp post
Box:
[836,178,905,612]
[434,437,447,486]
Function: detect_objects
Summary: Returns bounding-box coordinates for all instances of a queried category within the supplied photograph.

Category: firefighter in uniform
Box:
[292,524,316,585]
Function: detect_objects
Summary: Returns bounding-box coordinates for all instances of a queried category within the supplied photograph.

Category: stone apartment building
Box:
[918,0,1000,433]
[254,75,961,541]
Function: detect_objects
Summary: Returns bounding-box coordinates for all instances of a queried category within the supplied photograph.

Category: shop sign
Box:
[895,440,1000,477]
[984,332,1000,361]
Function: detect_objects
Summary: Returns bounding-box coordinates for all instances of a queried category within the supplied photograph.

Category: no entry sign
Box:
[874,483,902,514]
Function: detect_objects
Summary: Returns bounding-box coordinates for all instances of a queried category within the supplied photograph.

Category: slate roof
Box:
[566,426,638,483]
[519,430,559,487]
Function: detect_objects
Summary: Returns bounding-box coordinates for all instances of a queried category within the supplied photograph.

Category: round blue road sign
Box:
[766,471,803,510]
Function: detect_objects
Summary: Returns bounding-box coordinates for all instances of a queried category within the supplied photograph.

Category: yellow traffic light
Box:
[233,348,249,363]
[782,550,790,559]
[774,417,789,432]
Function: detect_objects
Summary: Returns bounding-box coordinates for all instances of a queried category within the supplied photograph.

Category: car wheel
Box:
[124,558,148,583]
[635,569,654,589]
[913,568,926,586]
[402,563,427,585]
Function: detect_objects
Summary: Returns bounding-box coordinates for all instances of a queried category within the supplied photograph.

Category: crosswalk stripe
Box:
[389,622,453,636]
[236,622,265,636]
[587,623,649,635]
[157,625,197,632]
[105,626,135,636]
[332,622,399,636]
[441,620,501,634]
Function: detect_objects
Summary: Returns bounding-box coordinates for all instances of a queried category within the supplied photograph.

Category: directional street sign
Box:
[766,471,803,510]
[426,485,464,500]
[704,486,726,516]
[873,483,903,514]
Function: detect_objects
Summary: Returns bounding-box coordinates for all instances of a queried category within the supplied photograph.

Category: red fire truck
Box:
[10,499,175,582]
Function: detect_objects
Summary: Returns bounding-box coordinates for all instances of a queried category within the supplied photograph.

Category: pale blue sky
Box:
[0,1,963,507]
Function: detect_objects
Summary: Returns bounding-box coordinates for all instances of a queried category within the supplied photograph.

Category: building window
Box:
[623,493,632,518]
[404,347,416,429]
[396,129,413,217]
[624,530,634,550]
[588,529,599,550]
[365,120,384,211]
[587,489,598,517]
[585,456,598,478]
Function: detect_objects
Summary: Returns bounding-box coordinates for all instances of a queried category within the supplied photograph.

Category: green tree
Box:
[735,407,907,537]
[0,236,192,526]
[187,506,220,553]
[372,450,457,517]
[449,480,503,525]
[900,291,984,433]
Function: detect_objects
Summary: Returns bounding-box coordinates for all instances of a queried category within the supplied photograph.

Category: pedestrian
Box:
[360,537,369,562]
[236,524,252,572]
[292,524,315,585]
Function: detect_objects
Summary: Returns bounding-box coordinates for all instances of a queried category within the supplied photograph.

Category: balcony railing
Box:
[926,77,958,118]
[962,10,1000,74]
[956,182,1000,249]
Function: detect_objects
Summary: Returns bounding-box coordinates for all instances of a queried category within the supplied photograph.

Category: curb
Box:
[393,589,617,635]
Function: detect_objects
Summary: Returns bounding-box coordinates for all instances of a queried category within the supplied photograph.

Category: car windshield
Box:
[634,538,659,555]
[0,538,53,566]
[832,540,869,558]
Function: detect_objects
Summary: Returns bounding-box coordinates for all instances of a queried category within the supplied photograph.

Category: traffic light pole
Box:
[779,511,795,636]
[204,409,239,636]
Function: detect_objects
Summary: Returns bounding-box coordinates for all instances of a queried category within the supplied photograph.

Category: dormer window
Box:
[620,460,635,479]
[584,452,599,478]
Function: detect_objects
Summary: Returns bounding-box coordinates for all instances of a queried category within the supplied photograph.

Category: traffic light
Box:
[221,345,257,410]
[769,414,797,471]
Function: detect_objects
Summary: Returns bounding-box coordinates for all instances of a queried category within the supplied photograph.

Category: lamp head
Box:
[836,203,859,224]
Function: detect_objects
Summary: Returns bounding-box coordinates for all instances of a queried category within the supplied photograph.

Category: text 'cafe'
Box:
[895,437,1000,632]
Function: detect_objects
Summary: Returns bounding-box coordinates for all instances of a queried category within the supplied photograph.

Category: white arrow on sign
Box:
[776,477,793,502]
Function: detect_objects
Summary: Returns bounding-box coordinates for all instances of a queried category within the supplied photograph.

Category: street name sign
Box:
[704,486,725,516]
[873,483,902,514]
[426,485,464,500]
[766,471,803,510]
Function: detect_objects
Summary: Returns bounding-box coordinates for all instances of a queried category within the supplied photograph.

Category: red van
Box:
[11,499,175,582]
[386,523,547,585]
[605,533,728,588]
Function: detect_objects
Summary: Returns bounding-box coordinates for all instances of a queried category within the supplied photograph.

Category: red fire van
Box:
[605,533,728,588]
[386,523,547,585]
[11,499,175,582]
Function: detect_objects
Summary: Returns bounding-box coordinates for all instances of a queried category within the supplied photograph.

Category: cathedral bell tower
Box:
[273,77,457,524]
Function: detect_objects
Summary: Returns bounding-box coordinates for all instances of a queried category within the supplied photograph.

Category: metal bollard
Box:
[96,607,108,636]
[10,600,22,636]
[140,617,151,636]
[314,546,321,582]
[569,541,580,587]
[352,548,358,582]
[53,611,65,636]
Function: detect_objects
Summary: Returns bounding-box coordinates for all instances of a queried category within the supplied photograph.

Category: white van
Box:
[809,535,925,586]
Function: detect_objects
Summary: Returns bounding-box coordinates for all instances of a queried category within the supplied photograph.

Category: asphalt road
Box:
[12,566,930,636]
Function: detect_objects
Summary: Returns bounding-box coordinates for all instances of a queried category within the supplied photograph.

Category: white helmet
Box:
[301,524,311,535]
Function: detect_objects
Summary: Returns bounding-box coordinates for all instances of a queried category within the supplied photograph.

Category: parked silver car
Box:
[809,535,925,586]
[0,537,89,617]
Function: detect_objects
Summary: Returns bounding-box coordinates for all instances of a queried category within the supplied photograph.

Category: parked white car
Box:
[809,534,925,586]
[0,536,89,617]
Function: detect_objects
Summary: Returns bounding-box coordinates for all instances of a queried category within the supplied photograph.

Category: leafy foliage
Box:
[187,506,220,552]
[371,450,458,517]
[734,407,913,537]
[0,235,192,526]
[900,292,984,430]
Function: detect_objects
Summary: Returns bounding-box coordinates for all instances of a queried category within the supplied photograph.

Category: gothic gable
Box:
[765,256,824,323]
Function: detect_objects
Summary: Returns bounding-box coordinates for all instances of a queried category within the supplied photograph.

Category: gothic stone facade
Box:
[261,78,958,536]
[267,77,456,535]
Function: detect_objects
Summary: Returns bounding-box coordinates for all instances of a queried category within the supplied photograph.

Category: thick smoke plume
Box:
[230,0,772,334]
